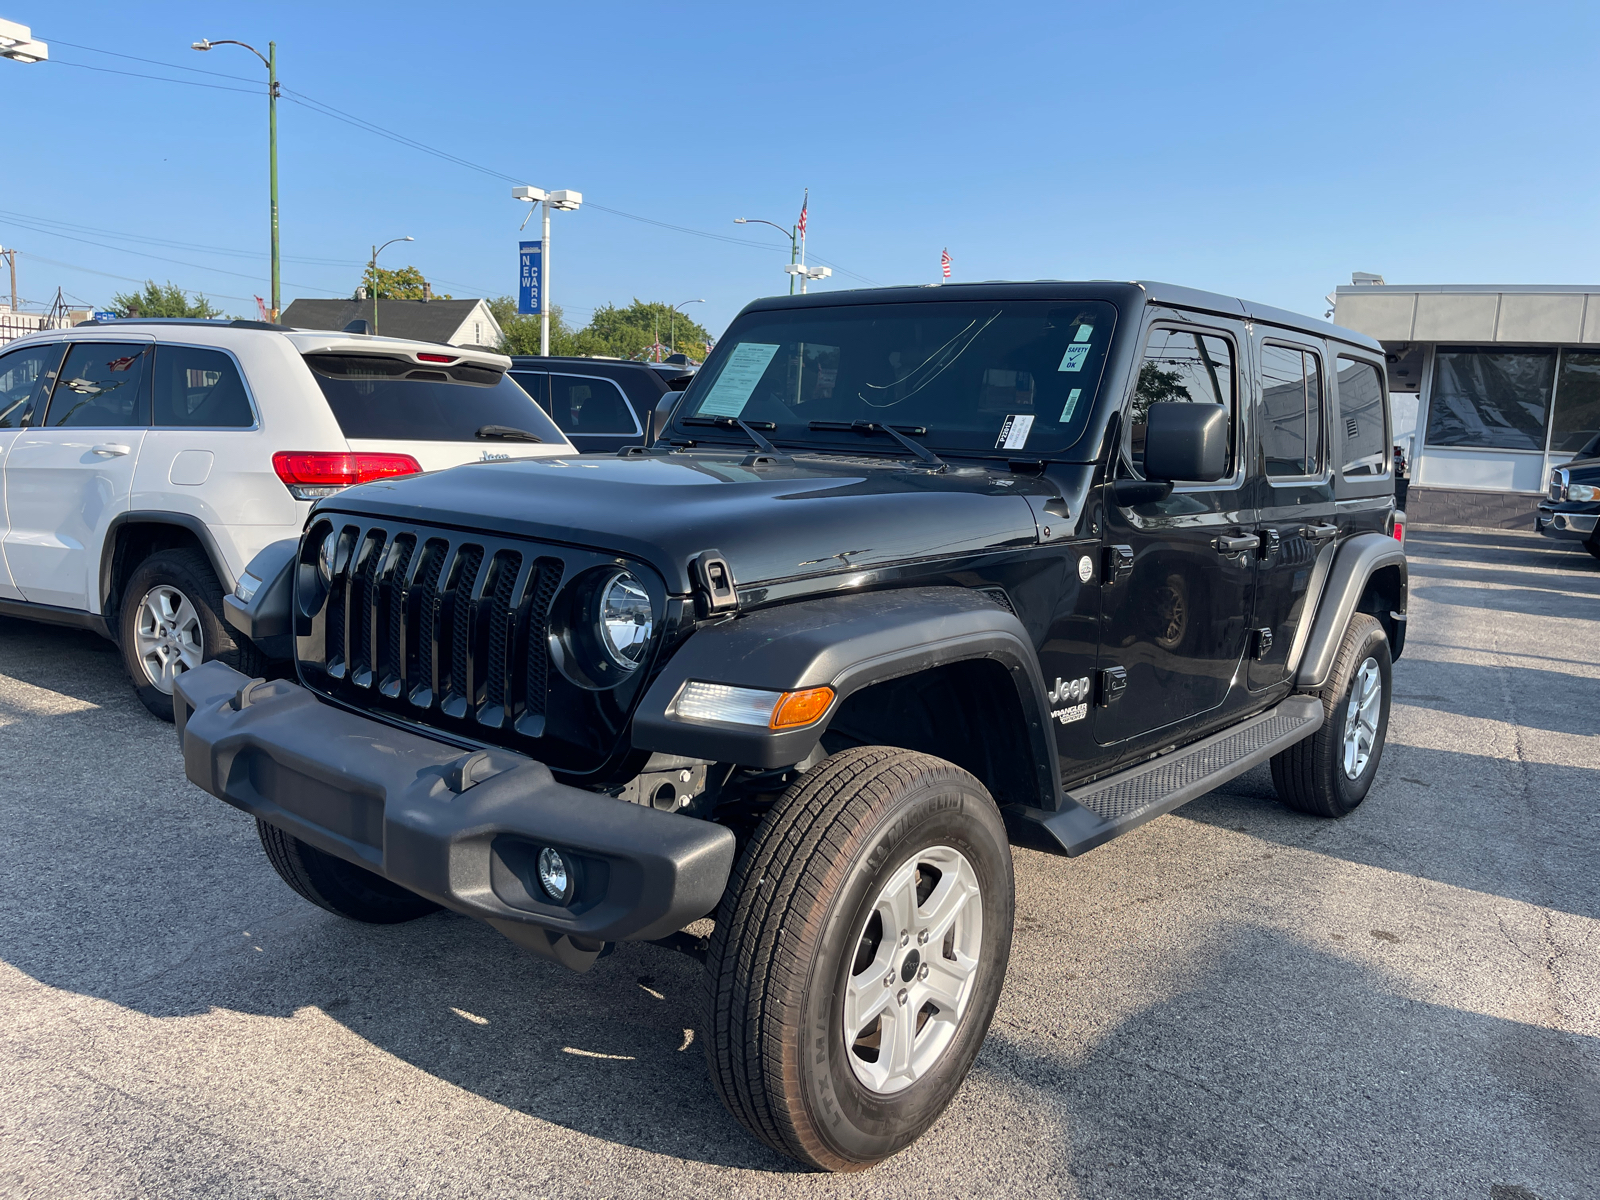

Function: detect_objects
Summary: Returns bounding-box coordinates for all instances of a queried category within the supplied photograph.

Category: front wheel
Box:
[702,747,1015,1171]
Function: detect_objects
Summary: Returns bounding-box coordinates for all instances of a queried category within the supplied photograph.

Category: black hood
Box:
[318,451,1057,593]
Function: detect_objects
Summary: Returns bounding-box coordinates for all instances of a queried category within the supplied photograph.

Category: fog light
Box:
[537,847,575,904]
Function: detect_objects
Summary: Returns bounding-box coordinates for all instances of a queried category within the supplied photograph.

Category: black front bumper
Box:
[1535,504,1599,542]
[174,661,735,971]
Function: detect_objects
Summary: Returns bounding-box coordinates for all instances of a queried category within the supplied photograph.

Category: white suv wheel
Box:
[133,584,204,694]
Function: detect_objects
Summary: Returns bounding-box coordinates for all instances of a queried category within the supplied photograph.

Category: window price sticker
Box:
[996,413,1035,450]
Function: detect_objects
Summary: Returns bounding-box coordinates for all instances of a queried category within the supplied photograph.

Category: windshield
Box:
[305,353,566,444]
[674,299,1116,456]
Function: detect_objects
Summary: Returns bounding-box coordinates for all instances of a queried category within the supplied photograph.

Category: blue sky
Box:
[3,1,1597,336]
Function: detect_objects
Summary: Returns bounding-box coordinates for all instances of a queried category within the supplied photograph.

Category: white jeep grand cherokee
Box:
[0,318,573,719]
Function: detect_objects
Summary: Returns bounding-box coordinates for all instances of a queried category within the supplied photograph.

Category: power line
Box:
[13,250,255,302]
[33,35,882,287]
[0,214,348,296]
[42,36,262,83]
[45,58,263,94]
[0,207,361,267]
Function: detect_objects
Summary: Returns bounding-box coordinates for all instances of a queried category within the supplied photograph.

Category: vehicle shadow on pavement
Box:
[1412,583,1600,619]
[1392,663,1600,737]
[1177,751,1600,923]
[982,919,1597,1199]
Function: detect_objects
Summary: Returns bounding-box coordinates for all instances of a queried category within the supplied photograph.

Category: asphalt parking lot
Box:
[1,527,1596,1200]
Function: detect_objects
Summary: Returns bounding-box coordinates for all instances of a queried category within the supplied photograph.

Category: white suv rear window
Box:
[305,354,564,443]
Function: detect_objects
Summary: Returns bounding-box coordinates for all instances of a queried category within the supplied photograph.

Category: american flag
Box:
[941,248,951,279]
[798,192,808,237]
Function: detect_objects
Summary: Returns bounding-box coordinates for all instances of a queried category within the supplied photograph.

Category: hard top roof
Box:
[740,280,1381,351]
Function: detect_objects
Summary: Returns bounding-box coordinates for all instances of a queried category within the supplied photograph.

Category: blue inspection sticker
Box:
[1058,343,1090,372]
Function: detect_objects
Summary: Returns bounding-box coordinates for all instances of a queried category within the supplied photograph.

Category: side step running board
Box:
[1004,695,1323,857]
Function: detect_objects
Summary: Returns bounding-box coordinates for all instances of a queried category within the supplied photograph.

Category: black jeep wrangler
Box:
[179,281,1407,1171]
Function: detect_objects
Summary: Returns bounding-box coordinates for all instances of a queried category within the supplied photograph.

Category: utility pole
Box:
[268,41,279,321]
[0,246,15,312]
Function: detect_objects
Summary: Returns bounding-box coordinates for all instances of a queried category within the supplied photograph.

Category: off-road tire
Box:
[702,746,1014,1171]
[1271,612,1392,818]
[257,820,441,924]
[117,548,268,722]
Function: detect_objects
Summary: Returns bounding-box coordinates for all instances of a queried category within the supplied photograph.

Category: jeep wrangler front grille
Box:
[302,518,569,742]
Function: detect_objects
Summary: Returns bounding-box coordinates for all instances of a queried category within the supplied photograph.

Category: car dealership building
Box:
[1333,280,1600,527]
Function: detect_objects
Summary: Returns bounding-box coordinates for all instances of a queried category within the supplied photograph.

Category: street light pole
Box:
[192,36,281,320]
[512,187,582,356]
[367,236,413,335]
[668,299,705,356]
[734,218,798,294]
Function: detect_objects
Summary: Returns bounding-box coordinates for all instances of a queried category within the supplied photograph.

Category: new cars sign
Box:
[518,241,543,315]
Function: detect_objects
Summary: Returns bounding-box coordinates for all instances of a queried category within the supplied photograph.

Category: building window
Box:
[1550,351,1600,454]
[1425,348,1554,451]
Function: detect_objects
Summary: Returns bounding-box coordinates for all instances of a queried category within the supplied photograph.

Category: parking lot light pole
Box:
[669,299,705,356]
[367,236,413,335]
[513,186,582,356]
[193,37,280,320]
[734,218,798,294]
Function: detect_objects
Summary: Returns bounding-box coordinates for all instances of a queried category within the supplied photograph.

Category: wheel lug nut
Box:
[917,929,929,945]
[900,929,910,947]
[884,972,894,988]
[897,988,908,1006]
[919,964,929,981]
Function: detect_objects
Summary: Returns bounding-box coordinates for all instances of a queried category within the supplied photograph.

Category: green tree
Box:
[584,300,712,361]
[1132,361,1191,422]
[110,280,222,319]
[488,297,582,356]
[356,264,450,301]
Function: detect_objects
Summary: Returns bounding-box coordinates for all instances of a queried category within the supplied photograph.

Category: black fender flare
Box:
[631,585,1063,807]
[1293,532,1408,690]
[100,511,240,617]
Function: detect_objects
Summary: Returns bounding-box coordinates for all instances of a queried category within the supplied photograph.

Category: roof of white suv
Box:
[57,317,512,368]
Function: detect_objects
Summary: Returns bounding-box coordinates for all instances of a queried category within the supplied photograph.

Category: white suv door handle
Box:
[91,443,132,457]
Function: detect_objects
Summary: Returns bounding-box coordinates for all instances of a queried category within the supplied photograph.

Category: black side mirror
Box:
[1143,402,1229,483]
[652,390,682,442]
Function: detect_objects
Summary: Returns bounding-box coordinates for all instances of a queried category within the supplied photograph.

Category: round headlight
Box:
[596,570,653,669]
[317,531,338,584]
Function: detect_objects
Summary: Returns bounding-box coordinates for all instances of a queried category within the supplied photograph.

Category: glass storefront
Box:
[1426,346,1600,455]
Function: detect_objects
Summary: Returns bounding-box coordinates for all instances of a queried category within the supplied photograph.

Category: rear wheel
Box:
[703,746,1014,1170]
[1271,612,1392,817]
[256,820,441,924]
[117,548,266,721]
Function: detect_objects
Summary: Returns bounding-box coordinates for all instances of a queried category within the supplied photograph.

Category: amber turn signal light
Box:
[770,686,834,729]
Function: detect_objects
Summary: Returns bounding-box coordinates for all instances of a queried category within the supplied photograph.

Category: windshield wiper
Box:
[476,424,543,442]
[808,420,946,469]
[681,415,789,459]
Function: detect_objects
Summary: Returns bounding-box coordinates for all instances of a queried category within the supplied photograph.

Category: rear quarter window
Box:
[305,354,565,444]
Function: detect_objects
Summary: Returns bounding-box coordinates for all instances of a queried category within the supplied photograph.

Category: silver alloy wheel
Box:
[1342,656,1382,780]
[843,844,983,1095]
[133,584,204,694]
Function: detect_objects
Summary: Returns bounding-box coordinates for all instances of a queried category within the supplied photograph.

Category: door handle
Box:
[91,443,132,457]
[1303,523,1338,543]
[1214,534,1260,554]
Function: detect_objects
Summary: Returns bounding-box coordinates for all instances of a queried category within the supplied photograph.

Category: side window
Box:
[0,342,63,428]
[151,345,255,428]
[1259,343,1324,477]
[1336,356,1388,476]
[547,374,638,435]
[44,343,151,428]
[1130,327,1235,476]
[509,370,549,414]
